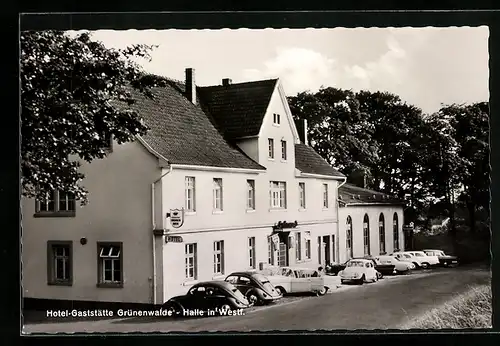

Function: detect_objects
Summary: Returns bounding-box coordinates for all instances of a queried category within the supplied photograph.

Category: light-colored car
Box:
[408,251,440,267]
[394,251,436,269]
[263,267,330,296]
[374,255,414,273]
[423,249,459,266]
[339,259,379,285]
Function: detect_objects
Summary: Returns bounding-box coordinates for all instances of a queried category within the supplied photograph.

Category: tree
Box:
[21,30,166,204]
[288,87,379,181]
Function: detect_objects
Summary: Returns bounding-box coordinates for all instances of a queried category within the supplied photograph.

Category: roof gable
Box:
[294,143,345,178]
[197,79,278,140]
[117,81,265,170]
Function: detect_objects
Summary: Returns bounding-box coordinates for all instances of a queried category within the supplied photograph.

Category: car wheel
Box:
[317,286,327,296]
[275,286,286,296]
[163,302,181,317]
[358,275,365,285]
[220,304,232,312]
[422,262,430,269]
[246,292,259,306]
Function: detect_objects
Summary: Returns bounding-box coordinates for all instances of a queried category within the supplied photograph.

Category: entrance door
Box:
[331,234,336,263]
[277,242,288,266]
[323,235,331,265]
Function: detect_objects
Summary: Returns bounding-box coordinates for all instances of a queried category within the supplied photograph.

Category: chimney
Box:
[185,68,196,104]
[303,119,308,146]
[222,78,232,86]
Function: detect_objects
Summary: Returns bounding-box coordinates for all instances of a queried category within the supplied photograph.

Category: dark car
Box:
[225,272,282,306]
[326,262,347,276]
[423,249,459,267]
[161,281,251,318]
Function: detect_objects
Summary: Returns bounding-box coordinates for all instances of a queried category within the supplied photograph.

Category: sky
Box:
[73,27,489,114]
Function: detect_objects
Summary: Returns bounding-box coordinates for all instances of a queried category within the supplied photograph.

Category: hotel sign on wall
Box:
[167,208,185,229]
[273,220,298,230]
[165,235,184,243]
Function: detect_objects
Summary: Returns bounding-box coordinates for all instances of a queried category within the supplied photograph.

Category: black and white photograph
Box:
[21,24,491,333]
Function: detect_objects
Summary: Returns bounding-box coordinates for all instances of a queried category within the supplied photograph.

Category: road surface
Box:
[23,266,490,333]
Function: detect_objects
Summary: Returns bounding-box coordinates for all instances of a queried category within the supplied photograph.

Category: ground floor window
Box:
[305,239,311,259]
[268,237,275,265]
[47,241,73,285]
[213,240,225,275]
[295,232,302,261]
[97,242,123,287]
[248,237,256,269]
[185,243,198,280]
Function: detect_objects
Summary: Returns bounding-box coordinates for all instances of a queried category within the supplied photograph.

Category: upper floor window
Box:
[322,183,329,209]
[270,181,287,209]
[185,177,196,212]
[213,178,223,211]
[299,182,306,209]
[268,138,275,159]
[273,113,281,125]
[247,179,255,210]
[281,140,287,161]
[35,190,76,217]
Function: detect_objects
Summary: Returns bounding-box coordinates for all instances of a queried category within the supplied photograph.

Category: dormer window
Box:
[273,113,281,125]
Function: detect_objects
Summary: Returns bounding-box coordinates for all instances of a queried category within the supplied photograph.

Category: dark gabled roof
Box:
[294,143,345,178]
[338,183,405,206]
[197,79,278,140]
[117,82,265,170]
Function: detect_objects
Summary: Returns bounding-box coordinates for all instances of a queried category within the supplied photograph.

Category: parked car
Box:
[423,249,459,267]
[374,255,414,274]
[393,251,435,269]
[339,259,379,285]
[360,256,396,276]
[225,272,282,306]
[162,281,251,317]
[408,251,440,267]
[326,262,347,276]
[264,267,329,296]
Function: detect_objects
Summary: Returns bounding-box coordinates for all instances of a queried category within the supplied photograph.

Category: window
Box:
[281,140,287,160]
[273,113,280,125]
[317,236,322,264]
[185,243,198,280]
[213,240,225,275]
[35,190,76,216]
[213,178,223,211]
[305,239,311,259]
[270,181,287,209]
[346,216,353,259]
[393,213,399,251]
[268,138,274,159]
[247,180,255,210]
[97,242,123,287]
[248,237,256,269]
[379,213,386,254]
[47,241,72,285]
[322,183,329,208]
[185,177,196,212]
[295,232,302,261]
[363,214,371,256]
[299,182,306,209]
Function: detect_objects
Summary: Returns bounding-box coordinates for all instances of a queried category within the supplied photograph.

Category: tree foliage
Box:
[21,30,167,204]
[288,88,489,240]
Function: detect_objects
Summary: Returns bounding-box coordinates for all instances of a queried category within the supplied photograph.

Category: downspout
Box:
[336,177,347,263]
[151,166,173,305]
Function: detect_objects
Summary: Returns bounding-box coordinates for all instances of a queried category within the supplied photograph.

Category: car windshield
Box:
[347,261,364,267]
[230,287,247,301]
[437,251,445,256]
[404,254,412,258]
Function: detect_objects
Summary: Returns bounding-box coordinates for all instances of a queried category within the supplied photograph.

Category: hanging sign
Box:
[169,208,185,229]
[273,220,298,230]
[271,234,280,247]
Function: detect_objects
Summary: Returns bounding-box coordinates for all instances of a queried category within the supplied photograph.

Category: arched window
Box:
[346,216,353,259]
[393,213,399,251]
[379,213,386,254]
[363,214,370,256]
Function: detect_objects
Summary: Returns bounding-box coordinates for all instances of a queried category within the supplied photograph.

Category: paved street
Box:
[24,266,490,333]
